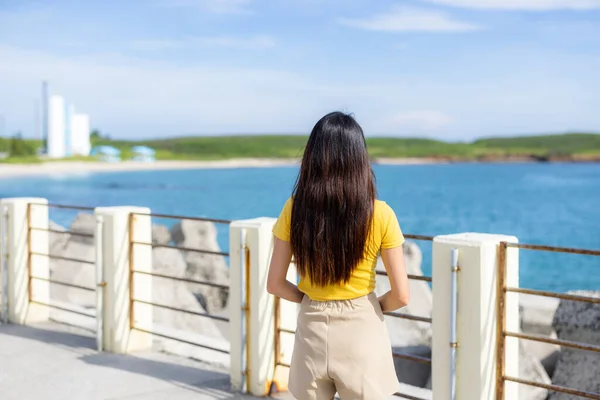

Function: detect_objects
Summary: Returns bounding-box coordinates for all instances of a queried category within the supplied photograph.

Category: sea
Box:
[1,163,599,293]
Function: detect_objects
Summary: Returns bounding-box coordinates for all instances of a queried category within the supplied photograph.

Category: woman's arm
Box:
[378,245,410,312]
[267,237,304,304]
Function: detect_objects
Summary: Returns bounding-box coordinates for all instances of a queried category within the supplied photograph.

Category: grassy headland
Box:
[93,132,600,162]
[2,133,600,163]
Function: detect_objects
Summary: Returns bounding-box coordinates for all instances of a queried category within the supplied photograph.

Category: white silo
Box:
[71,113,91,156]
[64,103,75,157]
[47,95,66,158]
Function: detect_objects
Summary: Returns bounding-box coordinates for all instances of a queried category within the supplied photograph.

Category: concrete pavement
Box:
[0,322,265,400]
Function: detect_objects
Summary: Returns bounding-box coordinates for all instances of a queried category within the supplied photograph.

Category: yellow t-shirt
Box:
[272,198,405,301]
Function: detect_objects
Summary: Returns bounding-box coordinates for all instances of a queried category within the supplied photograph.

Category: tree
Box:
[8,133,37,157]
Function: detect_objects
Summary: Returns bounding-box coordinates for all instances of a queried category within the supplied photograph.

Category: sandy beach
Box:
[0,159,300,178]
[0,157,444,178]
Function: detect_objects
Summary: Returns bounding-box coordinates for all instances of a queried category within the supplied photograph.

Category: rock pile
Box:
[549,290,600,399]
[47,213,229,341]
[49,214,96,308]
[170,219,229,313]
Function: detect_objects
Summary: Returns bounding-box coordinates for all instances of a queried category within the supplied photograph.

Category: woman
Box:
[267,111,410,400]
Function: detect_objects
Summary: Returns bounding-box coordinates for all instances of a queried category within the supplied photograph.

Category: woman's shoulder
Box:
[374,199,398,224]
[374,199,394,215]
[277,197,294,216]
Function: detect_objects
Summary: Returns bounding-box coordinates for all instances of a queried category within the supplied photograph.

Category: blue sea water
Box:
[1,163,599,292]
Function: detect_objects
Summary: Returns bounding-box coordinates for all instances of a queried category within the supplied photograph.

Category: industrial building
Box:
[45,93,91,158]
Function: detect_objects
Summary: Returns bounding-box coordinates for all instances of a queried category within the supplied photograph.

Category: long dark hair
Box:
[290,111,376,287]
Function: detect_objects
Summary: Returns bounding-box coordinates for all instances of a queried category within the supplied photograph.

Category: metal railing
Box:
[27,203,100,325]
[128,212,232,354]
[0,204,8,324]
[273,234,435,400]
[496,241,600,400]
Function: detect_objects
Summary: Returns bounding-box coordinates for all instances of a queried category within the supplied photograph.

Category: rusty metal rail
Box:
[29,202,96,212]
[30,226,94,239]
[504,377,600,400]
[376,270,432,283]
[385,311,432,324]
[131,211,231,225]
[30,276,95,292]
[506,287,600,304]
[393,392,430,400]
[132,241,229,257]
[30,251,95,265]
[392,350,431,364]
[506,241,600,256]
[404,234,434,241]
[496,241,600,400]
[131,298,230,323]
[30,300,96,318]
[506,331,600,353]
[132,326,229,354]
[132,269,229,290]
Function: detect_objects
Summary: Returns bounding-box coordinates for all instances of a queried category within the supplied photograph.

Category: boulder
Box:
[48,221,69,253]
[520,294,560,335]
[392,345,431,388]
[68,212,96,244]
[151,247,224,339]
[170,219,221,249]
[375,241,432,347]
[49,237,96,308]
[549,291,600,399]
[520,342,552,400]
[185,252,229,312]
[152,224,171,245]
[520,294,560,376]
[47,213,97,308]
[170,219,229,313]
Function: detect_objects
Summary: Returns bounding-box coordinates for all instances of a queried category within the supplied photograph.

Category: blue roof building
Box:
[131,146,156,162]
[90,145,121,163]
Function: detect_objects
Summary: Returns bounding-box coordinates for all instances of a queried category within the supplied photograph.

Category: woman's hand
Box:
[378,245,410,312]
[267,237,304,303]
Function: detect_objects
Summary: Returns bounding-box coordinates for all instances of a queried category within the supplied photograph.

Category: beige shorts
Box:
[289,292,399,400]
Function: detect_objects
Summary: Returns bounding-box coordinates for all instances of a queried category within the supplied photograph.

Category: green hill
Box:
[94,132,600,161]
[473,133,600,156]
[2,132,600,163]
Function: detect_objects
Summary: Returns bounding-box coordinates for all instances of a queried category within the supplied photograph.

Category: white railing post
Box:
[95,214,104,352]
[1,203,8,324]
[431,233,520,400]
[229,217,281,396]
[0,198,50,325]
[94,206,152,353]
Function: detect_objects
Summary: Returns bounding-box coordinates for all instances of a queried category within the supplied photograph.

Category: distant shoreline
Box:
[0,156,597,178]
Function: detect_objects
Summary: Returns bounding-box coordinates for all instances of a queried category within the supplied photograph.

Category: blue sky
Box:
[1,0,599,140]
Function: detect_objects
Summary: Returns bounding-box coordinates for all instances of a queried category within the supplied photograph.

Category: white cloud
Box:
[130,35,276,51]
[129,40,184,51]
[157,0,253,14]
[422,0,600,11]
[196,35,276,49]
[337,6,480,32]
[386,111,454,132]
